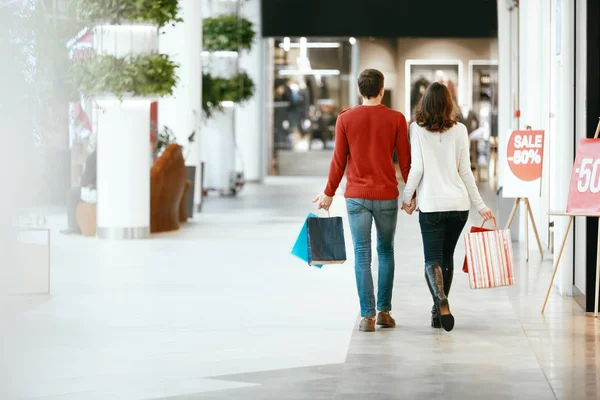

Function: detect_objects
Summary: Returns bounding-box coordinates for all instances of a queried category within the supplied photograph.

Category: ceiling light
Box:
[278,42,340,49]
[349,37,356,45]
[278,69,341,76]
[283,37,291,52]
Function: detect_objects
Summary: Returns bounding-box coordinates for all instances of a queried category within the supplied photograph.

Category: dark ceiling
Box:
[261,0,498,38]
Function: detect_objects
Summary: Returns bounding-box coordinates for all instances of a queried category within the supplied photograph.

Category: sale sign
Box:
[503,130,545,198]
[566,139,600,214]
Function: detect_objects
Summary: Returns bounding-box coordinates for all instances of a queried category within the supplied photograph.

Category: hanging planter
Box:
[68,0,182,100]
[72,0,182,28]
[202,72,255,118]
[69,53,179,99]
[203,14,255,52]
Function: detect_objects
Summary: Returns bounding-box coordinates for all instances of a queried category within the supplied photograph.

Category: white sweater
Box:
[402,122,487,213]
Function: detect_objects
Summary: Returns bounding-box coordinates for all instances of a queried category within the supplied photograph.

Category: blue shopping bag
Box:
[291,213,322,268]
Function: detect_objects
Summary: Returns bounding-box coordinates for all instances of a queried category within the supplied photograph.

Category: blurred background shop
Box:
[268,38,353,176]
[262,1,499,186]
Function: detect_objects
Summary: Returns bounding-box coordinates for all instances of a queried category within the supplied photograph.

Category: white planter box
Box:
[204,106,236,194]
[96,98,154,239]
[93,24,158,58]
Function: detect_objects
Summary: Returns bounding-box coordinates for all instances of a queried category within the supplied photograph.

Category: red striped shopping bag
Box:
[464,219,516,289]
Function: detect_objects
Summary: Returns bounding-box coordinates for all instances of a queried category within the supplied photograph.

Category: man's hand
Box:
[401,198,416,215]
[312,193,333,211]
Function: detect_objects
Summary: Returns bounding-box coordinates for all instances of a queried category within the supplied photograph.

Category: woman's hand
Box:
[479,207,494,221]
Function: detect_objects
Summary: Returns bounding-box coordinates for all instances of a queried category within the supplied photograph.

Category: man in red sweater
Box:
[313,69,413,332]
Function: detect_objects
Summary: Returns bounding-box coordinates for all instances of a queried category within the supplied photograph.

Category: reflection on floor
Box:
[1,178,598,400]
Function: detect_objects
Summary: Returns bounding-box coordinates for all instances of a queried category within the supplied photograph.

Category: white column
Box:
[235,0,263,182]
[518,0,549,247]
[96,98,152,239]
[496,1,512,190]
[573,0,588,293]
[158,0,203,206]
[552,0,575,295]
[158,0,202,159]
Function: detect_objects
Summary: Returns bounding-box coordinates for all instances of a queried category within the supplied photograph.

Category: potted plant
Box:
[201,12,256,197]
[154,125,178,158]
[72,0,182,28]
[67,0,182,239]
[201,13,256,118]
[202,71,255,118]
[69,53,179,100]
[203,13,255,52]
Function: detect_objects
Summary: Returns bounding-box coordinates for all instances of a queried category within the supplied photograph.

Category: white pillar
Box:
[573,0,588,293]
[235,0,263,182]
[158,0,202,160]
[158,0,203,205]
[496,1,512,190]
[96,98,153,239]
[553,0,575,295]
[518,0,548,246]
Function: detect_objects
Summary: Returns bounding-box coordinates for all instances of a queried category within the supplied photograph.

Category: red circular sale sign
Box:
[506,130,545,181]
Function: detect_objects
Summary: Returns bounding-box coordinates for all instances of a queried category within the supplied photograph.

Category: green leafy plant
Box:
[203,14,255,52]
[69,53,179,99]
[72,0,182,27]
[155,125,178,155]
[202,72,255,118]
[155,126,197,159]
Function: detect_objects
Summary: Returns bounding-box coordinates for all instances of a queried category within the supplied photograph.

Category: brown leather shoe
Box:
[359,317,376,332]
[376,311,396,328]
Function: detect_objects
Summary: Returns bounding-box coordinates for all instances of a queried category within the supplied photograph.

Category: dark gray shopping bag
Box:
[307,215,347,265]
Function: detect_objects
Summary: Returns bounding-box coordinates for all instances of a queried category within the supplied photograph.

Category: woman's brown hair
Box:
[413,82,458,133]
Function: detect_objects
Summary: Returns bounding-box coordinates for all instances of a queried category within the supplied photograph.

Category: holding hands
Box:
[401,198,417,215]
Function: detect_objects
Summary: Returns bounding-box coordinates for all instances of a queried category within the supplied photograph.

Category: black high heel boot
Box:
[431,267,453,328]
[425,264,454,332]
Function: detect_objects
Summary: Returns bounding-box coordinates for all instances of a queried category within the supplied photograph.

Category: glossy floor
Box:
[1,178,598,400]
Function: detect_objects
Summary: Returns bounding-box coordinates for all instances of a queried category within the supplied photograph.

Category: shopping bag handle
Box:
[316,208,331,218]
[480,217,498,230]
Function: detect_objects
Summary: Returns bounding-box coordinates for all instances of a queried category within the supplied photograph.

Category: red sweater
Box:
[324,104,410,200]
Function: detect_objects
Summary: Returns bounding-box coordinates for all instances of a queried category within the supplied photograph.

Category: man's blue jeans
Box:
[346,198,398,318]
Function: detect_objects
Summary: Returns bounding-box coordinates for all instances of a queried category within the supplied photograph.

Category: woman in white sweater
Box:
[402,82,494,332]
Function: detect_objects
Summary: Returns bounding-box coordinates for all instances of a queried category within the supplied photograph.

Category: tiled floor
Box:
[1,178,598,400]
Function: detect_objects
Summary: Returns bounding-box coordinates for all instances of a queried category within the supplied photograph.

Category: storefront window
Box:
[268,38,352,176]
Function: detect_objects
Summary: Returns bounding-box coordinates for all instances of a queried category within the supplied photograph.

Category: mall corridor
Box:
[1,179,597,400]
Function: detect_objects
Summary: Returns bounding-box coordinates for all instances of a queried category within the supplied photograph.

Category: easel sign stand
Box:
[542,119,600,317]
[505,196,544,262]
[503,126,545,262]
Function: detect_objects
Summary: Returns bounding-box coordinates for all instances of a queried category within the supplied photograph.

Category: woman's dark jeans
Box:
[419,211,469,270]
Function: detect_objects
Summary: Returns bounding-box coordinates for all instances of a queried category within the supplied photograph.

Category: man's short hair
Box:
[358,69,384,99]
